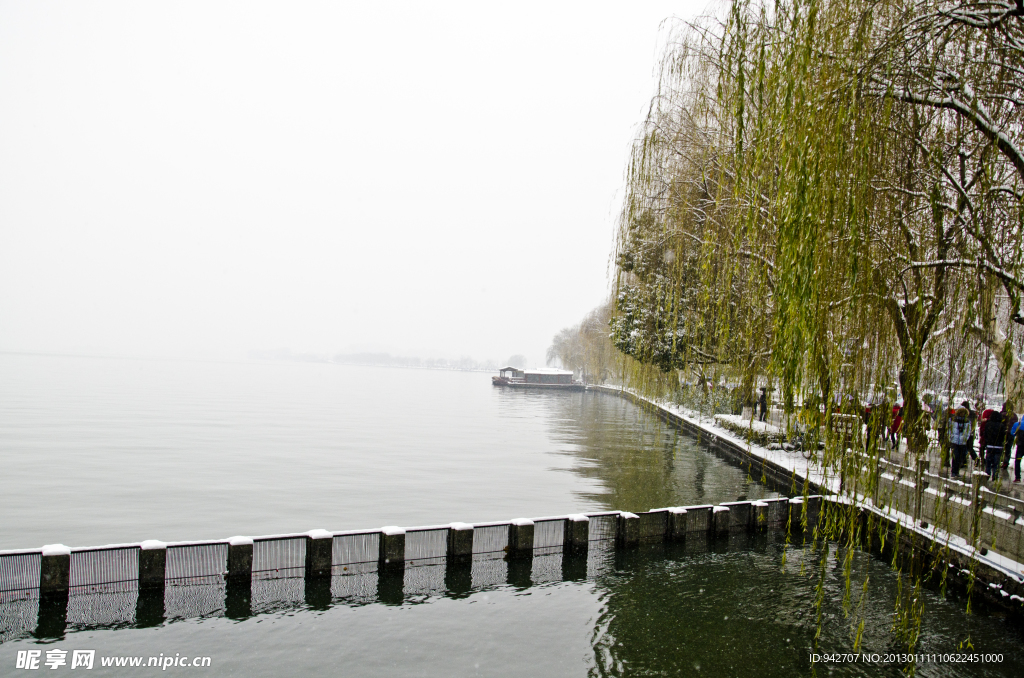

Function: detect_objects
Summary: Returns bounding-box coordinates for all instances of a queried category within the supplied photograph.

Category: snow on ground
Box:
[713,413,782,435]
[593,386,1024,585]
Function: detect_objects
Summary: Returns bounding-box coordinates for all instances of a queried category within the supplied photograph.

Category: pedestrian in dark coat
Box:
[983,408,1006,479]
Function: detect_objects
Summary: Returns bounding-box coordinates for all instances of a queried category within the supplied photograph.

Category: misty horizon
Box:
[0,1,704,369]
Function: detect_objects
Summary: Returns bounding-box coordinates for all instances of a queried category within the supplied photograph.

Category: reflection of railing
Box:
[0,498,820,634]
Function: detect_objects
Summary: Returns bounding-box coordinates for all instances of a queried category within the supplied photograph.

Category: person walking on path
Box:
[758,388,768,423]
[977,400,992,468]
[1003,405,1018,474]
[889,405,904,453]
[948,405,972,479]
[982,406,1006,479]
[1012,418,1024,484]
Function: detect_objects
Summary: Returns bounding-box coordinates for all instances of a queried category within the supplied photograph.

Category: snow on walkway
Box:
[593,386,1024,585]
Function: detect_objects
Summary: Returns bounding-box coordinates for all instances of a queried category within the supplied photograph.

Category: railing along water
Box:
[0,498,823,635]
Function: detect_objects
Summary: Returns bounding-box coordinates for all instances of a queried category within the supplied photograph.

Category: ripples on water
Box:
[1,354,1022,676]
[3,538,1023,677]
[0,353,771,549]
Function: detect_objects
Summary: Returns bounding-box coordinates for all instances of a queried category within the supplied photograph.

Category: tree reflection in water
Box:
[532,389,778,511]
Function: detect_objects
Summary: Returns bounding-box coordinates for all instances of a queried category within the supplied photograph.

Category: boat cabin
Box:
[497,367,526,382]
[493,366,579,388]
[523,368,573,384]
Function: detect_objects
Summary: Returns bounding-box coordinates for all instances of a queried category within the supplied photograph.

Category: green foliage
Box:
[604,0,1024,665]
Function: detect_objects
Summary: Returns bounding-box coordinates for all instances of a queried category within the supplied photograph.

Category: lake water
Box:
[1,353,1022,676]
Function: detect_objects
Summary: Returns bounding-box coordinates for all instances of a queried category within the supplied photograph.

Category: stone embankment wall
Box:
[589,384,1024,615]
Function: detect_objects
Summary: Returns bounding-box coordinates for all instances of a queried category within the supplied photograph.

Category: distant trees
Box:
[505,354,527,369]
[547,301,622,384]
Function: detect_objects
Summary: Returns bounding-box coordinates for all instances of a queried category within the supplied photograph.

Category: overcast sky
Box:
[0,0,705,367]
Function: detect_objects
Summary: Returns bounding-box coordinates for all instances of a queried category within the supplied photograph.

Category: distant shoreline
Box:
[0,349,507,373]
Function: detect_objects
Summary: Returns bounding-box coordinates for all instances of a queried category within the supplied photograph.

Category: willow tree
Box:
[547,301,621,384]
[612,25,777,408]
[609,0,1023,663]
[860,0,1024,406]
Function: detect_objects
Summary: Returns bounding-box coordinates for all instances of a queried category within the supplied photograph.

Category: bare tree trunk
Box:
[885,299,935,457]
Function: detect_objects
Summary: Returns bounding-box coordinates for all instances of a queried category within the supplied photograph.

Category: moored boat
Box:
[491,367,585,390]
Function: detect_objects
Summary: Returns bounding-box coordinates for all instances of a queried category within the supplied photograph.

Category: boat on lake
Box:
[492,366,585,390]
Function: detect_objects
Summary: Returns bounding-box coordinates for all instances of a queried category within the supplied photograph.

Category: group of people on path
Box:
[941,400,1024,483]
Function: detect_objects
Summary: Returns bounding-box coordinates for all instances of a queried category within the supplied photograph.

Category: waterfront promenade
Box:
[589,385,1024,612]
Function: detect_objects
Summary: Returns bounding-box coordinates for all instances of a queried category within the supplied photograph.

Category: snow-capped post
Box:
[39,544,70,595]
[805,495,822,529]
[37,544,71,638]
[787,498,804,535]
[507,519,534,559]
[378,527,406,572]
[915,459,928,527]
[668,508,687,541]
[137,541,167,627]
[712,506,730,535]
[752,501,769,530]
[506,519,534,588]
[305,530,333,579]
[227,536,254,582]
[971,472,987,547]
[138,540,167,590]
[769,497,792,528]
[561,516,590,582]
[563,514,589,556]
[447,523,474,563]
[616,512,640,548]
[872,454,882,499]
[445,522,474,594]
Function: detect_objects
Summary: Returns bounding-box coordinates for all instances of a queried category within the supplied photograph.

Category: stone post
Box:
[667,508,687,542]
[447,523,474,563]
[563,514,589,556]
[616,512,640,549]
[712,506,731,536]
[227,537,254,581]
[305,530,334,579]
[506,519,534,588]
[136,540,167,627]
[304,530,334,608]
[971,472,987,548]
[378,527,406,572]
[446,523,474,594]
[37,544,70,639]
[377,527,406,605]
[39,544,70,595]
[225,536,254,619]
[788,498,804,535]
[507,519,534,559]
[873,453,882,501]
[138,540,167,589]
[914,458,928,526]
[804,495,823,530]
[752,501,769,531]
